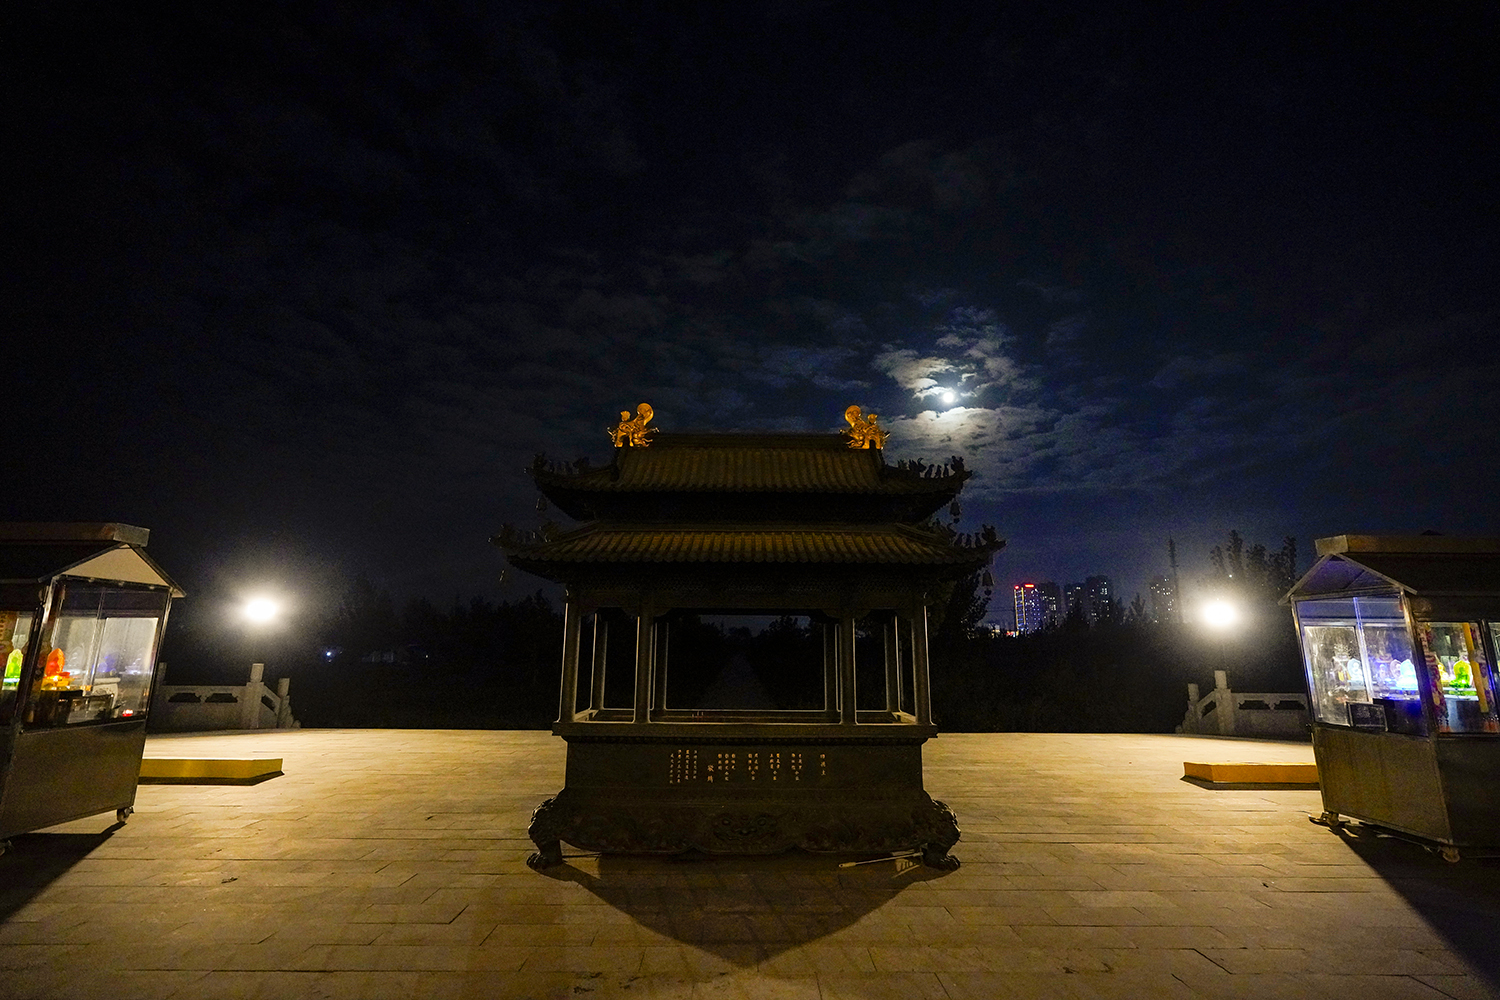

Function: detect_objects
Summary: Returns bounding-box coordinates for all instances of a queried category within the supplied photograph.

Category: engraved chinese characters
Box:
[665,748,827,784]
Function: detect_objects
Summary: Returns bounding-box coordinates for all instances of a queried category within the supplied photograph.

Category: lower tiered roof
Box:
[499,522,1002,577]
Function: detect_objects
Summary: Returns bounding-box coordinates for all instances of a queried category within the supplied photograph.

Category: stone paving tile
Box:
[692,975,820,1000]
[1009,923,1138,948]
[1041,905,1177,926]
[1411,974,1500,1000]
[3,729,1499,999]
[1302,973,1480,1000]
[755,943,877,976]
[344,902,469,924]
[0,967,211,1000]
[369,920,508,947]
[517,944,646,973]
[866,944,993,972]
[816,971,949,999]
[939,970,1203,1000]
[1200,948,1469,977]
[946,903,1056,925]
[294,943,533,971]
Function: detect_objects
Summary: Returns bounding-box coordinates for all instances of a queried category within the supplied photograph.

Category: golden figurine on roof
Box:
[610,402,658,447]
[842,404,889,450]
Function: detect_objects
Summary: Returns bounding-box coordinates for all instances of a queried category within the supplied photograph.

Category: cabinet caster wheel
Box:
[0,840,10,857]
[1440,846,1461,863]
[1309,811,1342,830]
[116,807,133,824]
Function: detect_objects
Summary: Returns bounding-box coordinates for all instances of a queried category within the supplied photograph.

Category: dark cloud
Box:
[5,1,1498,613]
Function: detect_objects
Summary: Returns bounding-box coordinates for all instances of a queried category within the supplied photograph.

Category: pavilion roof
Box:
[534,434,967,495]
[531,433,969,522]
[498,522,1003,571]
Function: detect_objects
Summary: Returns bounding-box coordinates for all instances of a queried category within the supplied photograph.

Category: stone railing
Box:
[150,662,299,732]
[1178,669,1309,739]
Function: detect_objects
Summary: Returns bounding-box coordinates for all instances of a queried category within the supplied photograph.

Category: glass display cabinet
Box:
[0,523,182,848]
[1286,535,1500,859]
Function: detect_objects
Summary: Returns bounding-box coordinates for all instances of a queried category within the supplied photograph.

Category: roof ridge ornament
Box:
[610,403,658,448]
[843,404,889,450]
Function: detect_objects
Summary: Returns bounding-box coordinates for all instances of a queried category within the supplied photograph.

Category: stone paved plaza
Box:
[1,729,1497,999]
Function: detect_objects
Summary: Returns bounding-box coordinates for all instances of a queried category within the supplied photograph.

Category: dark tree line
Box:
[158,577,566,729]
[158,531,1308,732]
[929,531,1307,733]
[300,584,565,728]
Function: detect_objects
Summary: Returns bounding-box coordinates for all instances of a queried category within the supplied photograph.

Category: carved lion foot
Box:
[921,843,961,870]
[527,841,564,869]
[527,797,566,869]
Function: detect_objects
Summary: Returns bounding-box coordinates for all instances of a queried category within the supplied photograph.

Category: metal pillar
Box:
[823,621,839,721]
[557,601,582,723]
[653,619,670,712]
[632,607,654,725]
[911,606,933,726]
[589,614,607,712]
[839,615,857,726]
[884,614,902,714]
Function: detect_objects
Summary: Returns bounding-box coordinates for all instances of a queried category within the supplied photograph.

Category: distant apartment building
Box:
[1013,583,1045,634]
[1035,582,1062,628]
[1085,575,1114,624]
[1063,583,1084,620]
[1149,574,1179,623]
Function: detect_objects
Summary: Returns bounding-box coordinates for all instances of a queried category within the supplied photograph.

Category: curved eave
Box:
[532,466,971,496]
[495,524,1002,582]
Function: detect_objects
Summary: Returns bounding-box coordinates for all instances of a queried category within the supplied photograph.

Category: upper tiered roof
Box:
[496,405,1003,586]
[532,433,970,523]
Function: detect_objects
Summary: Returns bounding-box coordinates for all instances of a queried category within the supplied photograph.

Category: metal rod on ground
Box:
[837,851,921,868]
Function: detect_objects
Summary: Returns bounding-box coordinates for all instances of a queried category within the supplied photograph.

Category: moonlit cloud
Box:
[872,349,958,397]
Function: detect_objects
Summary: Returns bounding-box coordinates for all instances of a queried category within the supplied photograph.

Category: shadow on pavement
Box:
[535,848,952,964]
[0,828,119,921]
[1337,826,1500,985]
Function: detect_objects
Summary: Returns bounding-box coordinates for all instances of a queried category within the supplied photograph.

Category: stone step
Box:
[138,757,283,783]
[1183,760,1318,785]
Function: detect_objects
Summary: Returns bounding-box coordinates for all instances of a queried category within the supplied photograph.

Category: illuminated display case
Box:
[0,524,182,846]
[497,413,1002,869]
[1286,535,1500,856]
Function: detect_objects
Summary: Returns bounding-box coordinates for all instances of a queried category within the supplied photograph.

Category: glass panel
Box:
[1301,620,1365,724]
[93,589,168,720]
[0,610,36,724]
[1296,594,1424,732]
[26,584,168,728]
[1357,596,1424,735]
[31,586,106,726]
[1419,622,1500,734]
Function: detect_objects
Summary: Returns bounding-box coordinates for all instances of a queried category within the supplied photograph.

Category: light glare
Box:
[941,390,956,404]
[243,597,280,624]
[1201,599,1238,629]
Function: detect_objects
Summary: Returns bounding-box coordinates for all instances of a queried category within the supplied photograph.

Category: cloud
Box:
[1148,351,1251,390]
[872,349,958,397]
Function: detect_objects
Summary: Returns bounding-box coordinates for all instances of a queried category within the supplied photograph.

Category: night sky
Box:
[7,3,1498,631]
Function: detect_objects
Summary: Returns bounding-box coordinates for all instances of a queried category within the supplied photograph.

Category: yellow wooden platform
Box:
[139,757,283,783]
[1183,760,1319,785]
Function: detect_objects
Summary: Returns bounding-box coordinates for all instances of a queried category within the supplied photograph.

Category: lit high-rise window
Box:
[1013,583,1045,634]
